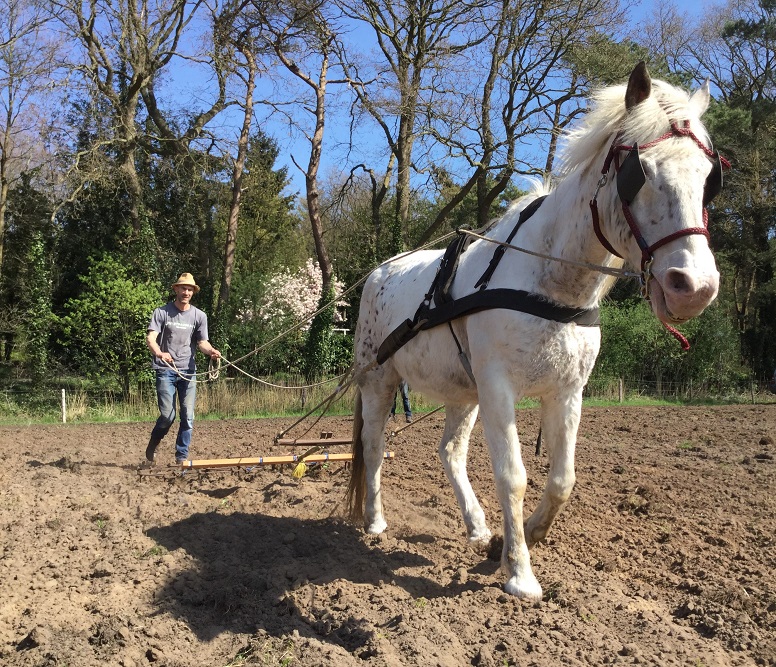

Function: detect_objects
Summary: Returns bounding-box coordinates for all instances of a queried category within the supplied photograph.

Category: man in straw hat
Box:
[145,273,220,464]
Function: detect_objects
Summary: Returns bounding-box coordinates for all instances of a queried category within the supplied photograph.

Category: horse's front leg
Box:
[524,389,581,548]
[437,403,491,550]
[478,385,542,601]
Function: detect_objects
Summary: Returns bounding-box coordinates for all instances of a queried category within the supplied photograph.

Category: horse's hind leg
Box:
[524,390,581,548]
[359,383,396,534]
[438,403,492,549]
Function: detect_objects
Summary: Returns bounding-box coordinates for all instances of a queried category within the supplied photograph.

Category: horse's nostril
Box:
[666,269,693,295]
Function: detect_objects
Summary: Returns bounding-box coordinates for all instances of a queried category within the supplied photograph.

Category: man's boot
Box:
[145,435,162,462]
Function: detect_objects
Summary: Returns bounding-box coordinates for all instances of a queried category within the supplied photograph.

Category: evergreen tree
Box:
[1,173,56,374]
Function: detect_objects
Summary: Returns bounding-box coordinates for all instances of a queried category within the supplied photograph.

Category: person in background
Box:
[390,379,412,423]
[145,273,220,464]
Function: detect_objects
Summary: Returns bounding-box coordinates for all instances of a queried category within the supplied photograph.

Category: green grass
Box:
[0,376,771,425]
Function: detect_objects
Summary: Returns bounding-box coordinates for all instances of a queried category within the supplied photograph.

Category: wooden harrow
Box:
[137,430,395,477]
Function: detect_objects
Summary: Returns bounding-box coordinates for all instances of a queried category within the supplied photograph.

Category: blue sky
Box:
[161,0,715,199]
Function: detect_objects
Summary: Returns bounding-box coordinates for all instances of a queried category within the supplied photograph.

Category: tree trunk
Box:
[216,49,257,321]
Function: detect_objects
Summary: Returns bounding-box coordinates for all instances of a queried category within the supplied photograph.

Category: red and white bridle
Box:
[589,120,730,348]
[590,120,729,295]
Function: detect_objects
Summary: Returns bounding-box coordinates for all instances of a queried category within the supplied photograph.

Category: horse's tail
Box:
[346,387,366,524]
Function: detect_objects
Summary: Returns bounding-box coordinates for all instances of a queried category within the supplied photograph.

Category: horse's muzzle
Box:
[650,266,720,324]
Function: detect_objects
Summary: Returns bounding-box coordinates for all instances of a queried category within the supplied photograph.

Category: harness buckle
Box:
[639,257,654,299]
[593,174,608,200]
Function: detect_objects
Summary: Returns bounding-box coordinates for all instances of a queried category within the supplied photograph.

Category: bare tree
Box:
[246,0,353,299]
[211,1,262,322]
[337,0,489,254]
[52,0,209,234]
[337,0,622,250]
[418,0,622,240]
[0,0,59,274]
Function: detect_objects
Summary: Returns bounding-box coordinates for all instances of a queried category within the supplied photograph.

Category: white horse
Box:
[346,63,723,600]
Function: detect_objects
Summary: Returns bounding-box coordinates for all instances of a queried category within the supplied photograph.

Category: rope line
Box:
[224,229,461,368]
[157,355,345,390]
[218,358,346,389]
[459,228,639,280]
[273,362,372,441]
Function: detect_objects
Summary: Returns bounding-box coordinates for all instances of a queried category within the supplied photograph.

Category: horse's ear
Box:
[689,78,711,116]
[625,61,652,111]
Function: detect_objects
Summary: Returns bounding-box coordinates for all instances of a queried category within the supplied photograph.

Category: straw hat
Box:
[171,273,200,293]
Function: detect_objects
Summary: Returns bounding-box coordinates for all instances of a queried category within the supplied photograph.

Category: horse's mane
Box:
[557,79,711,178]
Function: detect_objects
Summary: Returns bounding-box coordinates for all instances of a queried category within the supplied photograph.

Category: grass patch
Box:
[0,374,772,425]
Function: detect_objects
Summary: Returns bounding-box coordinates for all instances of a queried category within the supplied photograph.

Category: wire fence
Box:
[0,374,773,424]
[584,375,772,403]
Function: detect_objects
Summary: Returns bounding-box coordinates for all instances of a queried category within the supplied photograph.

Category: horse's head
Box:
[592,62,724,325]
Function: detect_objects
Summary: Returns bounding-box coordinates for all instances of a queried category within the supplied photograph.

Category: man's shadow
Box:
[146,509,490,648]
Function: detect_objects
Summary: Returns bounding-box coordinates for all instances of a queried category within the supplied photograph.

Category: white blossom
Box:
[249,259,347,331]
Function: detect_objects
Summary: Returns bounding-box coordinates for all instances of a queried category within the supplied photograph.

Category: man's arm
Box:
[197,339,221,359]
[147,330,173,365]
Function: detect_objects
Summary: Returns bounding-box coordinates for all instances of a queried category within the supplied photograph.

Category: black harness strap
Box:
[421,289,600,328]
[434,231,471,307]
[475,196,547,290]
[376,289,600,364]
[375,194,600,367]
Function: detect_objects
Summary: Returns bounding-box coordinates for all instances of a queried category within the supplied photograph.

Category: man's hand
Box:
[157,351,174,365]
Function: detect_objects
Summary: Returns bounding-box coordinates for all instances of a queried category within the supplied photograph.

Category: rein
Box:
[459,228,638,280]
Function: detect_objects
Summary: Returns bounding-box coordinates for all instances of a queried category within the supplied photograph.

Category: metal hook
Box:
[592,174,608,201]
[639,257,654,299]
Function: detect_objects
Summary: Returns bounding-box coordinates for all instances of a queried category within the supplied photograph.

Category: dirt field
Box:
[0,404,774,667]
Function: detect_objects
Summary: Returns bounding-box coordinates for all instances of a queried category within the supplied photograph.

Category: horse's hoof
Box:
[524,523,548,549]
[467,528,493,553]
[525,532,542,549]
[365,518,387,535]
[504,575,543,601]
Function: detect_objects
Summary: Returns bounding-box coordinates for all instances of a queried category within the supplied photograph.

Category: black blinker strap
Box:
[616,144,646,203]
[703,151,723,206]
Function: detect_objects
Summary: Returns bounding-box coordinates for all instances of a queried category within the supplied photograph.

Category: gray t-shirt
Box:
[148,302,209,372]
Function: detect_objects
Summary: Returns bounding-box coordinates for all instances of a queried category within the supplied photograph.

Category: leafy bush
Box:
[58,255,163,396]
[591,297,745,392]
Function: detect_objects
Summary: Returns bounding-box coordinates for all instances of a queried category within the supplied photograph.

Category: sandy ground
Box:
[0,404,774,667]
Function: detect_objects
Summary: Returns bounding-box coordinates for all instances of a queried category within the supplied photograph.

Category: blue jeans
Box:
[391,381,412,418]
[150,370,196,461]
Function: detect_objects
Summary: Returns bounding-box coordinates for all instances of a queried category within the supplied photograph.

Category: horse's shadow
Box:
[146,509,487,644]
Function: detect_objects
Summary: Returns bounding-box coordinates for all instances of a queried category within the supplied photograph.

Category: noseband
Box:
[589,120,730,300]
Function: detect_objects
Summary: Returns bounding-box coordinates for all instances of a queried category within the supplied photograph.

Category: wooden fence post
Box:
[61,389,66,423]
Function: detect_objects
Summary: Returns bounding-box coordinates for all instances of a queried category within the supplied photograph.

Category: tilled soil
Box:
[0,404,774,667]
